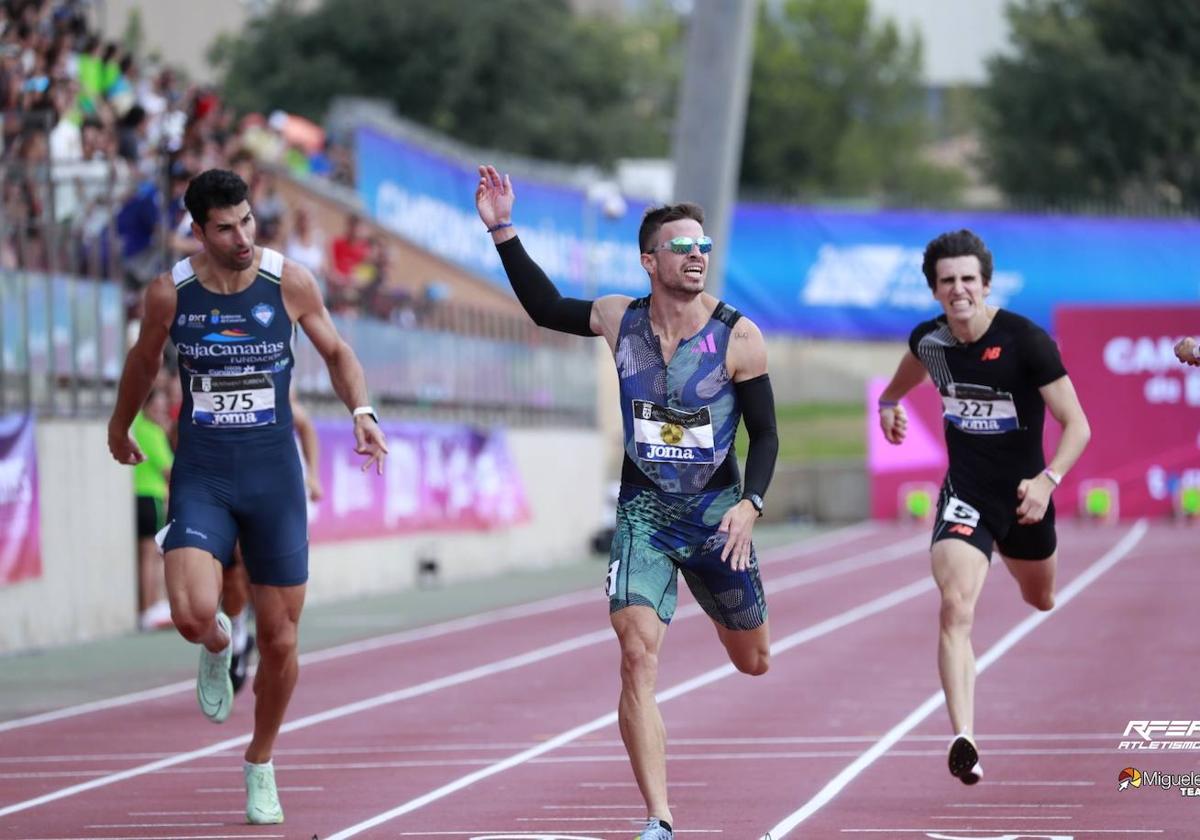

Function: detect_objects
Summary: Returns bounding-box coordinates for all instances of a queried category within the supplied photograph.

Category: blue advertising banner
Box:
[357,126,1200,339]
[357,126,651,299]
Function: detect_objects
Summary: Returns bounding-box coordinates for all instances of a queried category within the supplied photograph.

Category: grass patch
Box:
[735,401,866,464]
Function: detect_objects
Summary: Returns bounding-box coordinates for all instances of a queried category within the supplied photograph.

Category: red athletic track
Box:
[1,520,1195,840]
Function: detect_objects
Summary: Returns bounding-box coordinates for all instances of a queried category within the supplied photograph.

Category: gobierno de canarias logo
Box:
[1119,767,1142,791]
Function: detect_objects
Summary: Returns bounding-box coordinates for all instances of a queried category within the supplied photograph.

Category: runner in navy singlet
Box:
[475,164,780,840]
[107,169,387,824]
[877,229,1091,786]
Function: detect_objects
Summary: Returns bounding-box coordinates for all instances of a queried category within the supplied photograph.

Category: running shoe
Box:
[244,761,284,824]
[229,632,255,695]
[634,818,673,839]
[948,734,984,785]
[196,612,234,723]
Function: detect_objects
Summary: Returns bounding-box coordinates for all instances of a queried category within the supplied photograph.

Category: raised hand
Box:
[475,164,514,230]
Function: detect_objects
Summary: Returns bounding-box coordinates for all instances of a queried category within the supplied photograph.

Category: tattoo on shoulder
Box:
[734,329,751,340]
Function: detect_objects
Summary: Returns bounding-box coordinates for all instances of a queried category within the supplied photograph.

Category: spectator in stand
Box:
[328,212,369,313]
[283,205,326,285]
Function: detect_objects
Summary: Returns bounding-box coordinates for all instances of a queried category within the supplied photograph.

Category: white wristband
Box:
[352,405,378,423]
[1042,468,1062,487]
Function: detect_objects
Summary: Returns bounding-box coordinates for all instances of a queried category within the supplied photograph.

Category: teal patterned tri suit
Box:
[607,296,768,630]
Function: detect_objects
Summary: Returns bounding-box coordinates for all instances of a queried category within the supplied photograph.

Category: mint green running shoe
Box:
[196,612,234,723]
[244,761,284,824]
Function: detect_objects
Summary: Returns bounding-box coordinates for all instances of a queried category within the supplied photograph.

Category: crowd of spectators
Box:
[1,0,427,325]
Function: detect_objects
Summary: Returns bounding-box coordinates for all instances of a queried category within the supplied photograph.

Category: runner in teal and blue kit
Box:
[476,164,779,840]
[108,169,387,825]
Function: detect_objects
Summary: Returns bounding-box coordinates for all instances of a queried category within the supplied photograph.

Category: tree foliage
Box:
[211,0,680,165]
[212,0,961,203]
[981,0,1200,209]
[739,0,963,203]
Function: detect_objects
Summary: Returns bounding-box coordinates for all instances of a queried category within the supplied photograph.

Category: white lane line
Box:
[0,731,1126,765]
[0,523,878,736]
[843,830,1162,835]
[12,836,286,840]
[758,518,1149,840]
[323,576,936,839]
[0,532,920,819]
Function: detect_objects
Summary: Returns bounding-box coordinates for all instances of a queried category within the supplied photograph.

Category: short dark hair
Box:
[638,202,705,253]
[921,229,993,290]
[184,169,249,228]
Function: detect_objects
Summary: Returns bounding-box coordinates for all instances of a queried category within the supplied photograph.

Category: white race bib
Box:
[941,383,1019,434]
[191,372,277,428]
[632,400,715,464]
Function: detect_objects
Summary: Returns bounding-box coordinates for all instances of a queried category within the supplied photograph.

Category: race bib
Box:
[632,400,715,464]
[191,372,276,428]
[941,383,1019,434]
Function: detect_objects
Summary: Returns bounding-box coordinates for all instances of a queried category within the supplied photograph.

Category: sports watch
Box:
[744,493,765,516]
[352,405,379,424]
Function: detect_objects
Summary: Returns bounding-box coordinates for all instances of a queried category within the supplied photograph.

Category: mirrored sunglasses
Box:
[650,235,713,255]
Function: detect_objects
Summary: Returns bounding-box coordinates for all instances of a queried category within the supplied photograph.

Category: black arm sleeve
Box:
[496,236,596,337]
[734,373,779,500]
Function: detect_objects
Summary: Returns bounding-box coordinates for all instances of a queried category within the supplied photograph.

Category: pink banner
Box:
[0,413,42,585]
[1055,305,1200,518]
[305,420,530,543]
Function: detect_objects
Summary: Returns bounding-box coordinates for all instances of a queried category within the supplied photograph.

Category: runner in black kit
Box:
[877,229,1091,785]
[107,169,387,823]
[475,164,778,840]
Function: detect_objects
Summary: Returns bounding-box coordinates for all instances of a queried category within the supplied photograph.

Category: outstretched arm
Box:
[877,351,929,445]
[284,263,388,474]
[108,276,175,465]
[476,164,626,342]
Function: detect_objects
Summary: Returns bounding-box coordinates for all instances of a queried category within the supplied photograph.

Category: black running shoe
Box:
[948,734,983,785]
[229,633,255,695]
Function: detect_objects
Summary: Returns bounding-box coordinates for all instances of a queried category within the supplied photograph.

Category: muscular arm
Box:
[877,351,929,445]
[108,276,175,464]
[1014,374,1090,524]
[283,261,387,472]
[1041,375,1091,478]
[284,263,370,412]
[718,317,776,569]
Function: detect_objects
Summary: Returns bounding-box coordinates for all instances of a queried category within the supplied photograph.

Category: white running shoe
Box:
[196,612,234,723]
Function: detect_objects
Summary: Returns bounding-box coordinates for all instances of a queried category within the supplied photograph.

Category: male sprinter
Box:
[877,229,1090,784]
[108,169,387,823]
[476,165,778,839]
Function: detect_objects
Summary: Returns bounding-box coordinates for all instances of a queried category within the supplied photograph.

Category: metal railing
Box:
[0,158,597,424]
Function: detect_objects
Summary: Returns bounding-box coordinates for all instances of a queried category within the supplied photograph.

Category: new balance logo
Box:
[981,346,1002,361]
